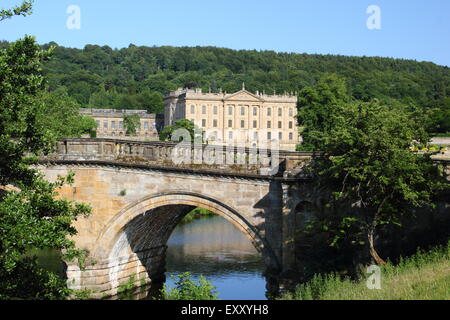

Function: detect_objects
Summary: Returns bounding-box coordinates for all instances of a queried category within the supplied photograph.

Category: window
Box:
[228,131,233,140]
[267,132,272,140]
[144,122,149,130]
[289,108,293,117]
[228,106,233,115]
[278,132,282,140]
[202,106,206,114]
[213,105,218,115]
[267,107,272,116]
[267,121,271,129]
[253,131,258,140]
[278,121,282,129]
[96,120,100,128]
[119,121,123,129]
[240,106,245,116]
[191,105,195,114]
[253,120,257,128]
[289,121,293,129]
[253,107,257,116]
[241,120,245,128]
[228,120,233,128]
[289,132,293,140]
[202,119,206,127]
[103,121,108,129]
[111,121,116,129]
[213,119,218,128]
[278,108,282,117]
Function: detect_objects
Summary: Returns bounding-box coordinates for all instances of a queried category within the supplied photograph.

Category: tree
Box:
[137,90,164,114]
[297,74,350,151]
[302,98,448,264]
[123,114,140,135]
[159,119,199,142]
[37,88,97,139]
[161,272,218,300]
[0,19,91,299]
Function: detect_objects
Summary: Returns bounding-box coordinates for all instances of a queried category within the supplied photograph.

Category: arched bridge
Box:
[35,138,330,297]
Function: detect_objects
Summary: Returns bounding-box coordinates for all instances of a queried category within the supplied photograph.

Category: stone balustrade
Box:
[40,138,318,178]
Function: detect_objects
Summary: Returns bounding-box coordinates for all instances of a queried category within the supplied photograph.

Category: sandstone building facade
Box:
[164,86,300,151]
[80,108,161,141]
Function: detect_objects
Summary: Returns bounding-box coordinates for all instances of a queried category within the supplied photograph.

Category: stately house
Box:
[79,108,161,141]
[164,85,300,151]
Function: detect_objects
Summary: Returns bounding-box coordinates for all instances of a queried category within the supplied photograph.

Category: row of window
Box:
[217,131,294,141]
[190,105,295,117]
[96,120,152,130]
[99,132,153,137]
[193,119,294,129]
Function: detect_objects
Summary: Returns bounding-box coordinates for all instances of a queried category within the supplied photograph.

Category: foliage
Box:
[0,0,33,22]
[297,74,350,151]
[280,241,450,300]
[161,272,218,300]
[179,207,216,225]
[297,76,449,264]
[159,119,199,142]
[0,34,91,299]
[123,114,140,135]
[36,88,97,139]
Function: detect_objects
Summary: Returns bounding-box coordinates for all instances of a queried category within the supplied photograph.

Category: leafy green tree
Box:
[0,19,91,299]
[37,88,97,139]
[123,114,140,135]
[297,74,350,151]
[302,98,448,264]
[137,90,164,114]
[161,272,218,300]
[159,119,199,142]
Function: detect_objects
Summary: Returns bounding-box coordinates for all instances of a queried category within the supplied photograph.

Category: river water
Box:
[161,215,267,300]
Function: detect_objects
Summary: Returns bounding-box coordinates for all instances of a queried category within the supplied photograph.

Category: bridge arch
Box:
[86,191,279,296]
[94,192,268,258]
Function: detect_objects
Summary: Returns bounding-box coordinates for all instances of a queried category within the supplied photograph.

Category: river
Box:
[160,215,267,300]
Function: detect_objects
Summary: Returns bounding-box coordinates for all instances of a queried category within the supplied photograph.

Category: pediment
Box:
[224,90,264,102]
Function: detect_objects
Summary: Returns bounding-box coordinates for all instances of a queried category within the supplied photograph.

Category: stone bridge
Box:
[37,138,319,298]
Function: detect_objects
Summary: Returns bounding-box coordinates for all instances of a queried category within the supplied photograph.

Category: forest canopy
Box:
[1,41,448,134]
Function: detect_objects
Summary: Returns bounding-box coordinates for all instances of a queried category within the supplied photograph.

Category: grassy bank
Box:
[179,208,216,225]
[280,241,450,300]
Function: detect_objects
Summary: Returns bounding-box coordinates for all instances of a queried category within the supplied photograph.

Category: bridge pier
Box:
[66,246,167,299]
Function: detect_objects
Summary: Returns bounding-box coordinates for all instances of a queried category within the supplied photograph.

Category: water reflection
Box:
[160,215,267,300]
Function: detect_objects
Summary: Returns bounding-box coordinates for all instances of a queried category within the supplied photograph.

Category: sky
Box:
[1,0,449,66]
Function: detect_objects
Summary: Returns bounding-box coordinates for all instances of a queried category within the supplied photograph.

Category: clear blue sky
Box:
[1,0,449,66]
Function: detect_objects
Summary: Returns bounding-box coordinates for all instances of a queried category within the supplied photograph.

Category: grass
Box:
[179,207,216,225]
[280,241,450,300]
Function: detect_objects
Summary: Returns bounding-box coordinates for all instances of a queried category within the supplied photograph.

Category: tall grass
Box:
[281,241,450,300]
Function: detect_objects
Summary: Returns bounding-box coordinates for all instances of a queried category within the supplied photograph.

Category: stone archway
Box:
[67,192,274,298]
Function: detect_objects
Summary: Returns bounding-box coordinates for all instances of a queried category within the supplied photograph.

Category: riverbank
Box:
[280,241,450,300]
[179,208,216,225]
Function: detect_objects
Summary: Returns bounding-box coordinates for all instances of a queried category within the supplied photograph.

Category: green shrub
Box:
[161,272,218,300]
